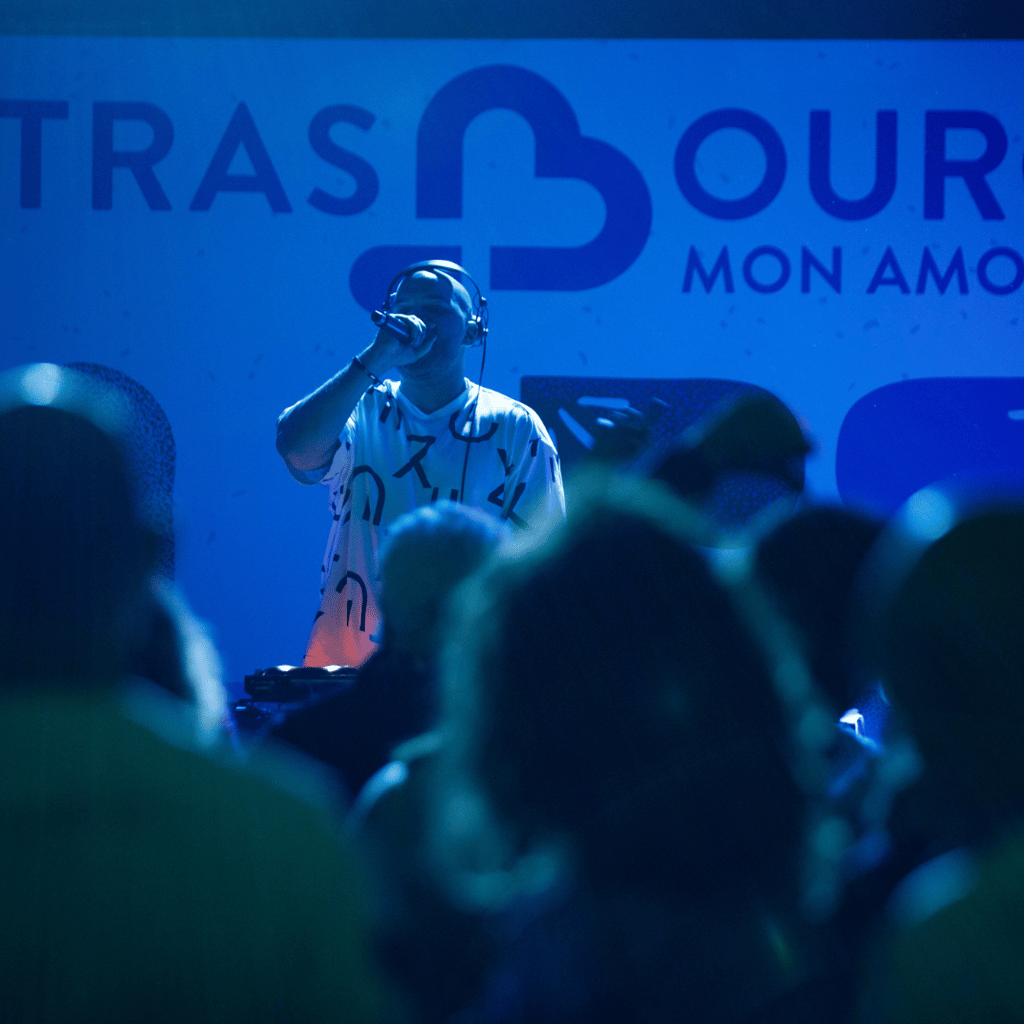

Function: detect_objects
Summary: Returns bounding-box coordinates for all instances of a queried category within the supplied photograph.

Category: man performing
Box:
[277,260,565,667]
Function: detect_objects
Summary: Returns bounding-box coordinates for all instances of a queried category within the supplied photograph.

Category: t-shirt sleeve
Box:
[500,410,566,530]
[320,420,356,487]
[286,446,341,485]
[282,393,366,486]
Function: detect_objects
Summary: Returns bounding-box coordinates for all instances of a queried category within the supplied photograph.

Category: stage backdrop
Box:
[2,39,1022,687]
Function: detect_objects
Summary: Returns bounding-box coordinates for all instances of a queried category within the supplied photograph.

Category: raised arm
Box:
[276,318,428,476]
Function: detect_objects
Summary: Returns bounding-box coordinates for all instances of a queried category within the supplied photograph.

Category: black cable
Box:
[458,334,487,505]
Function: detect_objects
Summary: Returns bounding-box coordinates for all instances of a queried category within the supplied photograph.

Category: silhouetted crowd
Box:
[3,363,1022,1023]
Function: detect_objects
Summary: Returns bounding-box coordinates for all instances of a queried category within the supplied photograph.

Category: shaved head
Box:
[397,269,473,320]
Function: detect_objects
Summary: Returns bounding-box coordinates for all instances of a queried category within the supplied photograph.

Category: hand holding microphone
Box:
[371,310,428,347]
[367,308,436,370]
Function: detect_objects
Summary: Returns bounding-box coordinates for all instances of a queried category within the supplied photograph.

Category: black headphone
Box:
[382,260,488,347]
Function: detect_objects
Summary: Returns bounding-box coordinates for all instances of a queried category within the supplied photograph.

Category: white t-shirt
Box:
[303,379,565,667]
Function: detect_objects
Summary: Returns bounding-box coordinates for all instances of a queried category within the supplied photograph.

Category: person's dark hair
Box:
[755,505,883,712]
[439,476,806,900]
[378,500,504,660]
[0,364,153,684]
[651,392,811,537]
[861,499,1024,834]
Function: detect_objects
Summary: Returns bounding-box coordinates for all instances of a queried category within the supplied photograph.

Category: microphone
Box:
[371,310,425,345]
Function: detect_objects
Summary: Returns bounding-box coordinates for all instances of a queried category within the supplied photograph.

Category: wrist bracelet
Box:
[352,355,383,388]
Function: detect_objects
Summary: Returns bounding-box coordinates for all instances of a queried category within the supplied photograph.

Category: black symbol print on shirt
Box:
[336,571,368,632]
[344,466,386,525]
[488,479,528,527]
[487,447,530,527]
[393,435,436,488]
[497,447,516,477]
[449,405,499,444]
[431,487,461,503]
[379,398,404,430]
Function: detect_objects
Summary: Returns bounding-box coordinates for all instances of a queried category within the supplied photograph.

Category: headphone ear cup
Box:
[463,318,480,344]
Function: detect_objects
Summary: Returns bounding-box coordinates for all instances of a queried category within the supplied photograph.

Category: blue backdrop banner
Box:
[2,39,1021,684]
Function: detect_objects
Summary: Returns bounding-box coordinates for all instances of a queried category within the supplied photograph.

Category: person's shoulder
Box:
[119,679,348,824]
[352,380,398,419]
[475,387,559,459]
[344,381,401,453]
[474,385,546,425]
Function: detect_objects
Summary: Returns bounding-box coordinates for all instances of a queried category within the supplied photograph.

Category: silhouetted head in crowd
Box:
[0,364,156,685]
[378,500,504,666]
[755,505,883,714]
[652,392,812,539]
[857,489,1024,843]
[438,475,809,903]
